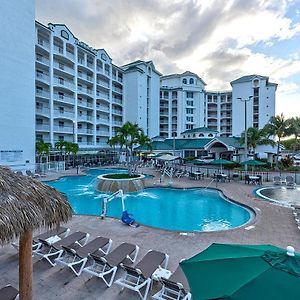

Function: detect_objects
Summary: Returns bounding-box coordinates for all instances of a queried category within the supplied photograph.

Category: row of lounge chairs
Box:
[292,205,300,230]
[0,285,19,300]
[273,175,296,187]
[10,227,191,300]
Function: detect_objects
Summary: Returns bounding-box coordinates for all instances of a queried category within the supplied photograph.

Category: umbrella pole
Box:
[19,230,33,300]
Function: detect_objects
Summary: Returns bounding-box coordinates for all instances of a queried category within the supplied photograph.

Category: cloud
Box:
[36,0,300,116]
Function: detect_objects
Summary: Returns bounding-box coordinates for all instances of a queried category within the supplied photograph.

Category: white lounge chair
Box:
[152,266,191,300]
[34,231,90,266]
[286,175,296,187]
[273,176,282,185]
[83,242,139,287]
[54,236,112,276]
[115,250,169,300]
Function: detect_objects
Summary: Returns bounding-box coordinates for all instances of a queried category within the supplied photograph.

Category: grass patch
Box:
[103,173,140,179]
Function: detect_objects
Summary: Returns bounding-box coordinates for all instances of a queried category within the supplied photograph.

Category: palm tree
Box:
[55,139,67,161]
[264,113,289,169]
[287,117,300,155]
[35,140,50,163]
[239,127,275,158]
[136,130,152,160]
[70,143,79,167]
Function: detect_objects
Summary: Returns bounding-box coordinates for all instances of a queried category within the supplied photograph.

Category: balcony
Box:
[36,55,49,65]
[36,72,50,84]
[78,101,93,109]
[78,72,94,83]
[53,78,75,90]
[97,91,109,101]
[96,130,109,136]
[104,70,110,77]
[78,115,93,122]
[53,126,73,133]
[160,104,169,109]
[77,128,93,135]
[53,110,75,119]
[78,86,93,96]
[112,120,122,126]
[36,89,50,99]
[36,124,50,131]
[96,104,109,112]
[53,62,75,75]
[66,50,75,61]
[53,45,64,56]
[112,109,122,115]
[53,93,75,105]
[112,86,123,94]
[207,114,218,118]
[96,142,108,147]
[96,117,109,124]
[37,38,50,51]
[36,107,50,116]
[78,141,94,146]
[96,79,110,88]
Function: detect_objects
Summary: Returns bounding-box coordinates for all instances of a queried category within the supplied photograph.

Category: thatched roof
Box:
[0,166,72,243]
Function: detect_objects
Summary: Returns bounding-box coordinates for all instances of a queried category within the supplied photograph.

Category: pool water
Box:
[46,168,252,232]
[256,186,300,206]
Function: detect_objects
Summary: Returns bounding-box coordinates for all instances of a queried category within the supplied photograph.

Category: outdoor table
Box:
[248,175,260,185]
[193,171,204,180]
[216,174,228,182]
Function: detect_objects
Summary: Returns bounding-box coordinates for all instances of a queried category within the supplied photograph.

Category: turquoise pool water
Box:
[46,169,252,231]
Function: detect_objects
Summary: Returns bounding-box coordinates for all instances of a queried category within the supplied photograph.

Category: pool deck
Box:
[1,166,300,299]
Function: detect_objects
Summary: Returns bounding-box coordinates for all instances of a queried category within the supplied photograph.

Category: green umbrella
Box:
[210,159,234,173]
[180,243,300,300]
[192,159,207,165]
[240,159,266,166]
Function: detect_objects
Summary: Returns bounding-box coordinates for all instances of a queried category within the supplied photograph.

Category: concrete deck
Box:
[1,167,300,299]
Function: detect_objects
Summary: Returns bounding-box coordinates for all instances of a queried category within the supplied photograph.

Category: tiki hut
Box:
[0,166,72,299]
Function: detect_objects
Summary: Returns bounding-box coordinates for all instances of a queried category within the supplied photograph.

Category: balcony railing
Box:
[66,51,75,60]
[78,86,93,95]
[53,93,75,104]
[77,128,93,134]
[97,79,110,88]
[87,62,94,69]
[78,141,94,145]
[53,110,75,119]
[96,117,109,124]
[112,120,122,126]
[36,107,50,115]
[78,101,93,108]
[78,115,93,122]
[78,72,94,82]
[96,105,109,112]
[36,55,49,65]
[53,62,75,75]
[36,90,50,98]
[112,86,123,94]
[54,78,75,90]
[36,124,50,131]
[97,91,109,100]
[53,126,73,133]
[112,97,122,105]
[53,45,64,55]
[96,130,109,136]
[36,72,50,83]
[37,38,50,50]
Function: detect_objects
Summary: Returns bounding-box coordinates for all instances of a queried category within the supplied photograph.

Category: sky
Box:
[36,0,300,117]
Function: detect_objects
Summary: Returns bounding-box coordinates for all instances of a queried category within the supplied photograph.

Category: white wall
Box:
[0,0,35,172]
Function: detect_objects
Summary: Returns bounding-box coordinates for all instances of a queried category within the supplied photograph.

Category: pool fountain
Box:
[96,173,145,193]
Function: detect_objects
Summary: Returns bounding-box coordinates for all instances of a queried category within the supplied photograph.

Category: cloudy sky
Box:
[36,0,300,117]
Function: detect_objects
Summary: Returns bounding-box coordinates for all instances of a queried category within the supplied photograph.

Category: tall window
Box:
[186,92,194,98]
[189,78,194,84]
[182,78,187,84]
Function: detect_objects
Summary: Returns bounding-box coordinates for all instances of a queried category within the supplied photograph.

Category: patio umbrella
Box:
[191,159,207,165]
[210,159,234,173]
[180,243,300,300]
[241,159,267,172]
[0,166,72,300]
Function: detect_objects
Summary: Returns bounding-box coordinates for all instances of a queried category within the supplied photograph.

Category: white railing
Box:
[53,45,64,55]
[112,109,122,115]
[36,90,50,98]
[54,78,75,90]
[112,97,122,105]
[96,105,109,112]
[66,51,75,60]
[36,161,65,174]
[53,62,75,74]
[53,94,75,104]
[36,55,49,65]
[36,124,50,131]
[36,72,50,83]
[78,101,93,108]
[53,110,75,119]
[113,87,123,94]
[97,130,109,135]
[77,128,93,134]
[97,80,110,88]
[78,115,93,122]
[97,91,109,100]
[78,72,94,82]
[37,38,50,50]
[36,107,50,115]
[97,118,109,123]
[53,126,73,133]
[112,120,122,126]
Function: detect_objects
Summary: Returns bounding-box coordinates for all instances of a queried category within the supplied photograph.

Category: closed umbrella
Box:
[180,243,300,300]
[210,159,234,173]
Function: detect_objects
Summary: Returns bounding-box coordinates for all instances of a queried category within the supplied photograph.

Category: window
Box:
[61,30,69,40]
[186,108,193,114]
[182,78,187,84]
[208,133,213,137]
[189,78,194,84]
[163,91,168,98]
[193,134,196,137]
[186,116,194,122]
[58,77,64,84]
[199,133,204,137]
[58,92,64,99]
[59,107,64,113]
[172,91,177,98]
[58,136,64,141]
[78,123,82,129]
[187,100,194,106]
[78,137,82,142]
[59,121,64,127]
[160,91,162,98]
[96,137,100,143]
[186,124,194,130]
[36,118,43,125]
[186,92,194,98]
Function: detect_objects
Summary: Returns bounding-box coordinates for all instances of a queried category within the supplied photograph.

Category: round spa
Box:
[96,173,145,193]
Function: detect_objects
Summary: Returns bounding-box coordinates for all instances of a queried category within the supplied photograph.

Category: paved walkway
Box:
[1,166,300,299]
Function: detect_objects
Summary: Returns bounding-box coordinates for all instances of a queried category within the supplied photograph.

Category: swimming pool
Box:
[256,186,300,206]
[46,168,252,232]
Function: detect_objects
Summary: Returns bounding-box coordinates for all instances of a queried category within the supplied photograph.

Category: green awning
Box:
[180,243,300,300]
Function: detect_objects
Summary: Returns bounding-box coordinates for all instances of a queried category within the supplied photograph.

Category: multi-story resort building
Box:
[159,72,276,138]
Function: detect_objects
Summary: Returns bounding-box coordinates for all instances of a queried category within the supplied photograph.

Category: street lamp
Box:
[237,96,253,171]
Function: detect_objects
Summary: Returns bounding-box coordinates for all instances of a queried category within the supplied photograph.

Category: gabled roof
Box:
[230,75,268,85]
[161,71,207,86]
[181,127,218,134]
[121,60,162,75]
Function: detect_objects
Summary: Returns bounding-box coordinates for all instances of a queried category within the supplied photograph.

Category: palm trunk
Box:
[276,139,280,170]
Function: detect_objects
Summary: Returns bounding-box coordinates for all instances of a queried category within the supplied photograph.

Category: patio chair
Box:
[273,175,282,185]
[25,170,40,178]
[12,226,70,251]
[115,250,169,300]
[244,174,250,184]
[34,231,90,266]
[0,285,19,300]
[15,171,23,176]
[286,175,296,187]
[54,236,112,276]
[152,266,191,300]
[82,242,139,287]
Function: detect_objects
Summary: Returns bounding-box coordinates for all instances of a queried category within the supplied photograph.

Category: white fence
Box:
[36,161,65,174]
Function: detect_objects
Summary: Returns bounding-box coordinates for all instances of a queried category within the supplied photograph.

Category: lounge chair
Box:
[115,250,169,300]
[54,236,112,276]
[0,285,19,300]
[286,175,296,187]
[83,242,139,287]
[273,175,282,185]
[26,170,40,178]
[152,266,191,300]
[34,231,90,266]
[12,226,70,251]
